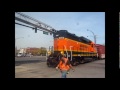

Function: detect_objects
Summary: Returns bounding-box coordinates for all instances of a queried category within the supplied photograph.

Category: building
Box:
[26,47,39,54]
[26,47,47,55]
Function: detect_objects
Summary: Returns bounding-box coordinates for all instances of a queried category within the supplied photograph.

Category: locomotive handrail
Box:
[70,46,73,61]
[64,45,68,59]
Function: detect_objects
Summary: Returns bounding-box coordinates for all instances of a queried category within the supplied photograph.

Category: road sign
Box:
[43,31,48,35]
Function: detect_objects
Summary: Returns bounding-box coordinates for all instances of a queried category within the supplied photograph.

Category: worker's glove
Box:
[56,67,58,70]
[67,71,69,74]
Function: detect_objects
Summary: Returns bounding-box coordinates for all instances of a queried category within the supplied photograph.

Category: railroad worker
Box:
[56,55,74,78]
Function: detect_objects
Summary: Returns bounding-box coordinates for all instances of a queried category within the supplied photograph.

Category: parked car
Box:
[25,54,31,57]
[17,53,26,57]
[25,53,33,57]
[17,53,23,57]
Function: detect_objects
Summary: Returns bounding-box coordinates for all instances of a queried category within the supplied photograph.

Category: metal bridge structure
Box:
[15,12,57,34]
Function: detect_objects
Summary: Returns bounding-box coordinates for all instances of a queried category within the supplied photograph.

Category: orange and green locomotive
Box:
[47,30,97,67]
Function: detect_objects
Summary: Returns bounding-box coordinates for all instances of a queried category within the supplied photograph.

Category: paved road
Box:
[15,56,105,78]
[15,56,46,66]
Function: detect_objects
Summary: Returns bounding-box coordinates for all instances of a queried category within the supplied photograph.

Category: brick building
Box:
[26,47,47,56]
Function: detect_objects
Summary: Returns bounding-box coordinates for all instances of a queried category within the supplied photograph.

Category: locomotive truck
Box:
[47,30,98,67]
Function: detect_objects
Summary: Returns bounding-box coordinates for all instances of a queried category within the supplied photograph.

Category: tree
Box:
[40,47,47,56]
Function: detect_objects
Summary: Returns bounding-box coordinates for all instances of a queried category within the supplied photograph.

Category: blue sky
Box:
[15,12,105,50]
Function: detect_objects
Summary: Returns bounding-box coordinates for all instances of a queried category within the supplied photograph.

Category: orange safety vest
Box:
[58,58,70,71]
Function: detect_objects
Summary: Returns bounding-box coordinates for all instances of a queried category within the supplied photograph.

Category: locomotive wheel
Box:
[80,60,84,64]
[92,58,95,61]
[47,62,51,67]
[71,61,77,66]
[73,61,77,66]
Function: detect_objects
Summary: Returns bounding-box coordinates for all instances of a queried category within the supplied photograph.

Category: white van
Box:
[17,53,22,57]
[17,53,26,57]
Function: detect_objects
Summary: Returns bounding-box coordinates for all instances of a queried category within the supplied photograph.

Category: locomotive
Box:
[47,30,97,67]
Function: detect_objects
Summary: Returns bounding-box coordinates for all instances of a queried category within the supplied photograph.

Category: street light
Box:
[15,37,24,44]
[87,29,97,54]
[15,37,24,57]
[87,29,96,44]
[15,37,24,53]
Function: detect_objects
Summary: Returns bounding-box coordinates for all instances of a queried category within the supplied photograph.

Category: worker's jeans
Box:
[61,70,68,78]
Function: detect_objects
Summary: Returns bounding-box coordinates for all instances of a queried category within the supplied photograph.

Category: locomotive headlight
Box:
[60,51,64,55]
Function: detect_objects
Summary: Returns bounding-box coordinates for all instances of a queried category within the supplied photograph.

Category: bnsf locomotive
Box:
[47,30,97,67]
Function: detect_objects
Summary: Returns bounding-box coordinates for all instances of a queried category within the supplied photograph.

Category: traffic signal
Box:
[35,27,37,33]
[50,33,52,35]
